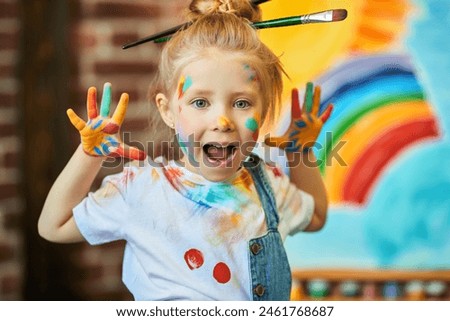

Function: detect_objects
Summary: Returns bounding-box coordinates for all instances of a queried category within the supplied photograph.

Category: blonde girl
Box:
[39,0,329,300]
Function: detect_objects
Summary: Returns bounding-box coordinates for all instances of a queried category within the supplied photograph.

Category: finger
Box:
[87,87,98,119]
[111,93,129,126]
[110,145,147,160]
[304,82,314,113]
[67,108,86,131]
[312,85,321,116]
[291,88,302,119]
[100,82,112,117]
[320,104,334,123]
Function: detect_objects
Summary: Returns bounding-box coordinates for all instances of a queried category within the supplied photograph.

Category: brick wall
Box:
[65,0,190,300]
[0,0,23,300]
[0,0,190,300]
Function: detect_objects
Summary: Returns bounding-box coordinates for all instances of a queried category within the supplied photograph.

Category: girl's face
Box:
[165,52,264,181]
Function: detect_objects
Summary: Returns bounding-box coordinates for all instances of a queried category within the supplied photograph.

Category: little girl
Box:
[38,0,331,301]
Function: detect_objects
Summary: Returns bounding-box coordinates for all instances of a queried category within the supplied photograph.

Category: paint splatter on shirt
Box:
[73,157,314,300]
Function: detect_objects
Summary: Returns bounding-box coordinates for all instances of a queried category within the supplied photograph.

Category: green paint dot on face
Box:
[182,76,193,94]
[243,64,257,82]
[245,118,259,132]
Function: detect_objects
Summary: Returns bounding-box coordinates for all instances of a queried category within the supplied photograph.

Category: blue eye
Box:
[192,99,209,109]
[234,100,250,109]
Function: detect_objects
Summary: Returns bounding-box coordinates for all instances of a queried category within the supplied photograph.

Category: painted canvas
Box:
[259,0,450,270]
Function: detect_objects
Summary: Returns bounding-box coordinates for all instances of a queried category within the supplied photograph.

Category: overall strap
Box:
[243,154,279,230]
[244,154,292,301]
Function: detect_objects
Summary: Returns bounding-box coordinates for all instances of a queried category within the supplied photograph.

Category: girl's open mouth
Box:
[203,143,238,167]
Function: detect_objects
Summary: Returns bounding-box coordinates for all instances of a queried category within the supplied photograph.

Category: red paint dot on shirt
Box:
[213,262,231,284]
[184,249,204,270]
[271,166,282,177]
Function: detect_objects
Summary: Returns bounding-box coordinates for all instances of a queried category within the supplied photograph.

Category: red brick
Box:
[0,93,15,107]
[3,151,18,168]
[0,124,16,137]
[0,243,14,262]
[0,65,14,77]
[1,274,20,295]
[71,30,97,48]
[0,32,18,50]
[122,118,148,132]
[91,3,161,19]
[0,2,18,18]
[94,61,157,75]
[0,183,18,200]
[2,211,22,230]
[111,32,140,47]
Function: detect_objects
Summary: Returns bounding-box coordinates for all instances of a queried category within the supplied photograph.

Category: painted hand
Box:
[264,82,333,153]
[67,83,146,160]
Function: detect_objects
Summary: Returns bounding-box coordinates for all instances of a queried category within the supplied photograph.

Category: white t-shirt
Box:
[73,157,314,300]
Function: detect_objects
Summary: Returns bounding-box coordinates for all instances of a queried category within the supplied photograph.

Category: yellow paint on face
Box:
[218,116,235,130]
[177,75,193,99]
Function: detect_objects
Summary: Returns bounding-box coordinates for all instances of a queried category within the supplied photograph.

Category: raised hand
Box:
[264,82,333,153]
[67,82,146,160]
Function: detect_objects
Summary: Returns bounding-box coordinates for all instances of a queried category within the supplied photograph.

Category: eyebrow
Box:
[186,89,259,98]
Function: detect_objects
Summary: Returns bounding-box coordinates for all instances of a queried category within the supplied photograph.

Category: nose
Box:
[215,115,236,132]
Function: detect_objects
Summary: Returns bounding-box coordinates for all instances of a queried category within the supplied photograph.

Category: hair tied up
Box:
[188,0,261,22]
[218,0,236,14]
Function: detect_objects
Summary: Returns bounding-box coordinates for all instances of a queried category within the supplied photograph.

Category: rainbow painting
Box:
[261,0,450,269]
[315,54,440,206]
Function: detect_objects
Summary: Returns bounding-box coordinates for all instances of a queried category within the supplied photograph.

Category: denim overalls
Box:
[243,154,292,301]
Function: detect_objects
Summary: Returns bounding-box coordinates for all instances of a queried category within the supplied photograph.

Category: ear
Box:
[155,93,175,129]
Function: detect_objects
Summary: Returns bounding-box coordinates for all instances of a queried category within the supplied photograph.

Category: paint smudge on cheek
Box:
[245,116,260,141]
[213,262,231,284]
[243,64,258,83]
[184,249,204,270]
[175,121,198,164]
[177,75,193,99]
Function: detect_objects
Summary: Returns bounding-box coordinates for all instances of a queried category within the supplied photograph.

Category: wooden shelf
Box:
[292,268,450,282]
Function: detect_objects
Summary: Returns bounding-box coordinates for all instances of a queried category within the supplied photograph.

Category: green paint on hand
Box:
[305,82,314,113]
[100,82,112,117]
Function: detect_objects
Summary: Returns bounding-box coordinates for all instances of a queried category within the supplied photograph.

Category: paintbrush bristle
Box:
[332,9,348,21]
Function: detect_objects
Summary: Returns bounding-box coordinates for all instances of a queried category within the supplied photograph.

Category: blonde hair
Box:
[148,0,284,159]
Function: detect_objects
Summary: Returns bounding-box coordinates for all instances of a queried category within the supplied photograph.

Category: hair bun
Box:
[188,0,261,22]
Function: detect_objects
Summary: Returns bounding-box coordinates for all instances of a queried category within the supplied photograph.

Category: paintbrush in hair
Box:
[152,9,348,44]
[122,0,271,49]
[253,8,347,29]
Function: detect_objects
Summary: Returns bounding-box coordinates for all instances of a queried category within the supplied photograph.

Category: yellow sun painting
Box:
[259,0,411,97]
